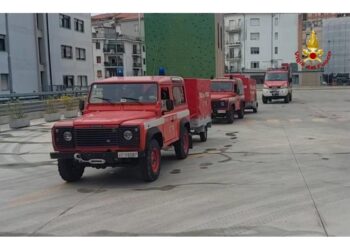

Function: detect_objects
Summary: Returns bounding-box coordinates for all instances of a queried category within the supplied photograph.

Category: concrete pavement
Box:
[0,89,350,236]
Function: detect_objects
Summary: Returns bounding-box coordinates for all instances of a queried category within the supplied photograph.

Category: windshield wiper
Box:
[121,96,142,104]
[93,97,114,104]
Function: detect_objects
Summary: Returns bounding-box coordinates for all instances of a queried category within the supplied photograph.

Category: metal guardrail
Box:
[0,90,87,117]
[0,90,88,103]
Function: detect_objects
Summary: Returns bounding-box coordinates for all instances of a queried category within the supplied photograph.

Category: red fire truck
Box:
[224,74,258,113]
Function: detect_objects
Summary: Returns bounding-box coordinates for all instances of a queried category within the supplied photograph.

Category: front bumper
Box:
[212,109,229,118]
[50,151,145,166]
[262,88,289,97]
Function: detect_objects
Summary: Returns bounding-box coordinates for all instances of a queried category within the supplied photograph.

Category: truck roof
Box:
[94,76,184,85]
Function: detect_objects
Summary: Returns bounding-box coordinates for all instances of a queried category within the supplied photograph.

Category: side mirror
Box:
[165,99,174,111]
[79,99,85,112]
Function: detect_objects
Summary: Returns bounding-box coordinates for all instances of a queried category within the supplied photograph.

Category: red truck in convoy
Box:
[262,63,293,104]
[224,74,258,113]
[50,76,211,182]
[210,78,245,123]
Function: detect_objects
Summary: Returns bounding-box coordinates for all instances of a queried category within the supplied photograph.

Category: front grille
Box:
[212,100,226,109]
[75,128,118,147]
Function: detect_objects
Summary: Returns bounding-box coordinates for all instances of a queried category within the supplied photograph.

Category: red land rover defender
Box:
[50,76,193,182]
[210,78,245,123]
[225,74,258,113]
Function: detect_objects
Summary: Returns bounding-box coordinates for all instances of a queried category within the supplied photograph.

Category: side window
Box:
[172,86,185,106]
[161,87,170,112]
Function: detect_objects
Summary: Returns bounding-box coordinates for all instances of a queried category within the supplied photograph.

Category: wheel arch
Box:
[146,127,164,148]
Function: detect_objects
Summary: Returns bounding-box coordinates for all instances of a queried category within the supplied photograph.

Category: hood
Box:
[211,93,234,101]
[73,111,156,126]
[264,80,288,88]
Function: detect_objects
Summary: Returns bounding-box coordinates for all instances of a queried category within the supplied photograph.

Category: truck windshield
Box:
[265,73,288,81]
[211,82,233,92]
[89,83,158,104]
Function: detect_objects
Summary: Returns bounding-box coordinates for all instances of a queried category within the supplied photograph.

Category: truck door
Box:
[161,87,177,143]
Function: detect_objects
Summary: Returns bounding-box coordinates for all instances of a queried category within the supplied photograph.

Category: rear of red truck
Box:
[184,78,212,142]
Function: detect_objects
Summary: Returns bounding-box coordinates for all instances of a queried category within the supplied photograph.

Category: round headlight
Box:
[63,131,72,142]
[123,130,133,141]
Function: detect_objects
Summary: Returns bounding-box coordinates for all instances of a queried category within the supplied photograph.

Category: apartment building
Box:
[0,13,93,94]
[224,14,298,83]
[91,13,145,80]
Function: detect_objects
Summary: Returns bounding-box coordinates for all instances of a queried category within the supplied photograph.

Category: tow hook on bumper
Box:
[74,153,106,165]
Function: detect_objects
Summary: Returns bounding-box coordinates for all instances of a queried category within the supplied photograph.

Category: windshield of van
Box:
[211,82,233,92]
[89,83,158,104]
[265,73,288,81]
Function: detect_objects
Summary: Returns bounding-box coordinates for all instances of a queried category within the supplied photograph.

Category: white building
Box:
[322,17,350,74]
[91,14,145,80]
[224,14,298,83]
[0,13,93,94]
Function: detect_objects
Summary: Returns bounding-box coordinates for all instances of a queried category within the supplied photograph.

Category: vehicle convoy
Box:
[225,74,258,113]
[184,78,212,142]
[50,76,211,182]
[210,78,245,123]
[262,63,293,104]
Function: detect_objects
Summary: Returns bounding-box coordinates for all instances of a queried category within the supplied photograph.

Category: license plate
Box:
[271,91,279,96]
[117,152,138,158]
[217,110,226,114]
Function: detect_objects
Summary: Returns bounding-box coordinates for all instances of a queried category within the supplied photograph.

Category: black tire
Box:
[262,96,267,104]
[199,126,208,142]
[289,93,292,102]
[237,104,245,119]
[226,109,235,124]
[253,102,258,113]
[284,95,289,103]
[58,159,84,182]
[174,126,190,159]
[140,139,161,182]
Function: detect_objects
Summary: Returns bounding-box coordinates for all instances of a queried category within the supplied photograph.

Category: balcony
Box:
[104,62,123,67]
[133,62,142,68]
[132,49,141,55]
[227,41,241,47]
[225,25,241,32]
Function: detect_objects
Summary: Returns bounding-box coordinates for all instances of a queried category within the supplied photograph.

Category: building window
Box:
[250,47,260,55]
[275,32,278,40]
[63,75,74,88]
[250,32,260,40]
[61,45,73,59]
[97,70,102,78]
[275,47,278,54]
[275,17,279,25]
[96,56,101,63]
[59,14,71,29]
[76,48,86,60]
[173,86,186,106]
[143,58,146,65]
[250,18,260,26]
[77,75,88,87]
[142,45,145,52]
[251,61,259,69]
[96,42,100,50]
[0,35,5,51]
[74,18,84,32]
[116,44,125,53]
[0,74,9,91]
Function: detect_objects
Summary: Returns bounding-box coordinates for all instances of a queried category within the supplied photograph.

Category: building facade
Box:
[91,13,145,80]
[0,13,93,94]
[144,13,224,78]
[224,14,298,84]
[322,17,350,74]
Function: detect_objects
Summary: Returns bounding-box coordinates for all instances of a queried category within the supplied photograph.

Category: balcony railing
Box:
[225,25,241,32]
[133,62,142,68]
[104,62,124,67]
[132,49,141,55]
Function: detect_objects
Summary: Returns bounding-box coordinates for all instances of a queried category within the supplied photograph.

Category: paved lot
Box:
[1,89,350,236]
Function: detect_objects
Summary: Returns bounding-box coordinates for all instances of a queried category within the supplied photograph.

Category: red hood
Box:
[72,111,156,126]
[264,80,288,88]
[211,93,235,100]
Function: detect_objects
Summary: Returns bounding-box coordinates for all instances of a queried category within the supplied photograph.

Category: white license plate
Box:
[117,152,138,158]
[217,110,226,114]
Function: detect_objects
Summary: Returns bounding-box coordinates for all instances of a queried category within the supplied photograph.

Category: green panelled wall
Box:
[144,14,216,78]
